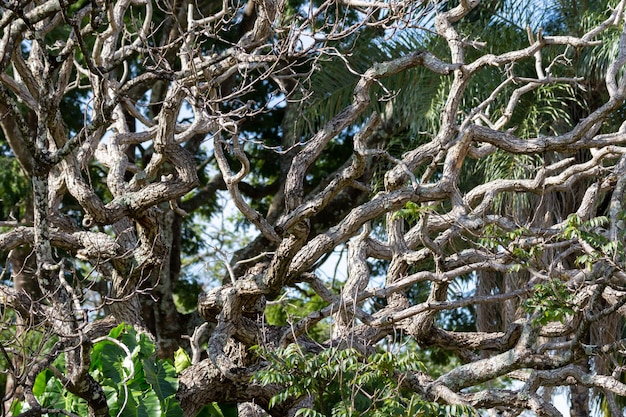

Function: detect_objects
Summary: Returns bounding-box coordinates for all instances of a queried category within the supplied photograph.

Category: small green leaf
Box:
[109,322,128,339]
[196,403,224,417]
[295,408,325,417]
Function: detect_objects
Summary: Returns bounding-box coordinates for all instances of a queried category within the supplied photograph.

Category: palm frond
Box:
[294,27,444,143]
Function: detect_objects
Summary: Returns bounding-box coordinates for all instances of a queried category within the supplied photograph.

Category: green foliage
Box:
[173,276,204,313]
[522,280,575,325]
[0,155,30,220]
[293,28,444,152]
[253,344,476,416]
[10,324,236,417]
[180,216,210,256]
[264,285,332,342]
[561,213,624,268]
[479,224,543,272]
[392,202,432,225]
[474,151,545,215]
[174,348,192,374]
[1,310,58,413]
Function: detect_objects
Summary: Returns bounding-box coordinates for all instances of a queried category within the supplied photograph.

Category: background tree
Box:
[2,0,626,416]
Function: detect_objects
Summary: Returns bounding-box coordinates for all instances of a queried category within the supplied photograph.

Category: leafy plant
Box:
[392,201,435,225]
[478,224,543,272]
[10,324,236,417]
[252,344,476,416]
[264,282,339,342]
[561,214,624,269]
[522,280,575,325]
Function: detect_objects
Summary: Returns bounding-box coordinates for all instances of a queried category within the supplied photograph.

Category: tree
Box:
[2,0,626,416]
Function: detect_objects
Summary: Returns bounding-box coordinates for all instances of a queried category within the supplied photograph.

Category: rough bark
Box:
[3,1,626,417]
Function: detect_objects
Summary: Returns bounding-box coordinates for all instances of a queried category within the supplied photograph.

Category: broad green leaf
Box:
[117,388,139,417]
[96,342,127,384]
[31,369,50,397]
[128,358,151,393]
[40,374,66,410]
[162,397,185,417]
[120,327,140,356]
[109,322,128,339]
[9,399,22,416]
[218,403,239,417]
[143,358,178,400]
[103,383,120,417]
[174,347,191,373]
[117,388,161,417]
[134,389,161,417]
[136,332,156,358]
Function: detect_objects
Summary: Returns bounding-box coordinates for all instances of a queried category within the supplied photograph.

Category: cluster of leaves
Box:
[561,214,623,268]
[265,284,334,342]
[252,344,477,417]
[0,311,55,409]
[9,324,180,416]
[479,224,543,271]
[9,324,236,417]
[522,279,575,326]
[392,202,437,226]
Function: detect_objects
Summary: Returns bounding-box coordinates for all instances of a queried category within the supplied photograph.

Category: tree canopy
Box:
[2,0,626,416]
